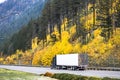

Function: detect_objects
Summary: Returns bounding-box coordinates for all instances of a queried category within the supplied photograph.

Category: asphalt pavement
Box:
[0,65,120,79]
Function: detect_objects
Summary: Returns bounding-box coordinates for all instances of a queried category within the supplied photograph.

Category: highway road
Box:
[0,65,120,79]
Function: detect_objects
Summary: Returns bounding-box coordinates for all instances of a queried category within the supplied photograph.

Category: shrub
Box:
[52,73,82,80]
[44,72,54,77]
[52,73,120,80]
[102,77,120,80]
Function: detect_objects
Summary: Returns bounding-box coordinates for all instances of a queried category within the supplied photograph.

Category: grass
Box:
[0,68,40,80]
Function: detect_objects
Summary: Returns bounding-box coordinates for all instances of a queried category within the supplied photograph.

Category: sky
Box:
[0,0,6,4]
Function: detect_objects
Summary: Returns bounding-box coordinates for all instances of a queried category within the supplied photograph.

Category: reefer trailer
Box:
[51,53,88,70]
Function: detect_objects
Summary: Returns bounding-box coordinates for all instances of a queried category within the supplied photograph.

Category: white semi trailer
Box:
[51,53,88,70]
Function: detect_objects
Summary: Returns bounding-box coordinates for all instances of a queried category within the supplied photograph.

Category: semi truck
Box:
[51,53,88,70]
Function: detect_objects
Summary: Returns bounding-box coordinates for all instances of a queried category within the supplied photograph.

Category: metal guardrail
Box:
[87,67,120,71]
[0,64,50,68]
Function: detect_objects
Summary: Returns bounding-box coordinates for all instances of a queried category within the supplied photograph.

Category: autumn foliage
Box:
[0,17,120,67]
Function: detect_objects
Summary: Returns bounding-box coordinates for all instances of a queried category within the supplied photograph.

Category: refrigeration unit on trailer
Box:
[51,53,88,70]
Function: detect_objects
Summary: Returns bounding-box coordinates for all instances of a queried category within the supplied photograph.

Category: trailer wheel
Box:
[73,66,75,70]
[71,66,75,70]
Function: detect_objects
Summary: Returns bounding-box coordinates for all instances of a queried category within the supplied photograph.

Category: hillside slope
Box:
[0,0,120,67]
[0,0,45,44]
